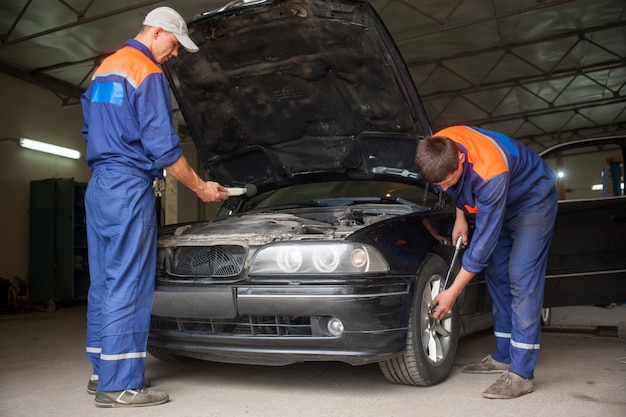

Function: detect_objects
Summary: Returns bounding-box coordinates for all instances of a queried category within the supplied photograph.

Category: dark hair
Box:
[415,136,460,183]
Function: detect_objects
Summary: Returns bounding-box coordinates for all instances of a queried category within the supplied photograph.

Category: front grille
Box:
[152,315,325,337]
[171,246,245,277]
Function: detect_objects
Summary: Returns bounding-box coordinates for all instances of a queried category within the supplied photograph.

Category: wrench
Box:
[442,235,463,291]
[430,236,463,314]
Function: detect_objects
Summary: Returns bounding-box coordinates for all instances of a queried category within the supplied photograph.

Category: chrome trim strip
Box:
[546,269,626,279]
[238,291,408,299]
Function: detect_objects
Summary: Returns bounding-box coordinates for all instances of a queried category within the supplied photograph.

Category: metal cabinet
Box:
[29,178,89,301]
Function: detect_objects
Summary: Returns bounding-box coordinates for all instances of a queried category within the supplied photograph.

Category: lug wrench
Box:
[430,236,463,314]
[443,235,463,291]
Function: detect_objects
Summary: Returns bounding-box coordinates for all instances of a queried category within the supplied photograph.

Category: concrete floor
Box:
[0,304,624,417]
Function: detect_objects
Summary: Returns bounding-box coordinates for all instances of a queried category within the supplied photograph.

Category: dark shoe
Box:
[482,371,534,399]
[94,389,169,408]
[87,376,152,395]
[462,354,509,374]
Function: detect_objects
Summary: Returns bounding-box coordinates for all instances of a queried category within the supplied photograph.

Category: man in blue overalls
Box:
[81,7,228,408]
[415,125,558,399]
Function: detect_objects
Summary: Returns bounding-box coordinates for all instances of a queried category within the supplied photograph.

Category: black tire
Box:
[378,254,459,386]
[147,345,194,362]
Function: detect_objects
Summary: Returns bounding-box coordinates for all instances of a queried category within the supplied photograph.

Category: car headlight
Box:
[249,242,388,275]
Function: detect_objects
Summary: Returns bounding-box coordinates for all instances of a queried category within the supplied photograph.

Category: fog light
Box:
[327,317,344,336]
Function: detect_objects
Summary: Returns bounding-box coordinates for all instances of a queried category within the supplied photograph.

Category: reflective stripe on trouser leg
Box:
[85,169,157,392]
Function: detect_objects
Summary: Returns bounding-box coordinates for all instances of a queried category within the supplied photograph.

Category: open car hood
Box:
[164,0,431,190]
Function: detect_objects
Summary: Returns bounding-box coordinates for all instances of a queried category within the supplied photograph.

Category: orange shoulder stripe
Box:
[93,47,161,88]
[435,126,508,180]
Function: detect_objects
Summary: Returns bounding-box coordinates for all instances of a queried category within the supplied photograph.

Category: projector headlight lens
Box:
[276,247,303,273]
[312,246,340,272]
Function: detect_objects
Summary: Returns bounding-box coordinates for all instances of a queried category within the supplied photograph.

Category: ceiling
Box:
[1,0,625,152]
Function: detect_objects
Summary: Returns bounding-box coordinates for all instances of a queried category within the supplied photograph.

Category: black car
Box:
[148,0,626,386]
[539,136,626,308]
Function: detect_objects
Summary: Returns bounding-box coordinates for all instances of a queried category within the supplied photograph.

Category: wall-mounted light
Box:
[19,137,81,160]
[592,183,624,191]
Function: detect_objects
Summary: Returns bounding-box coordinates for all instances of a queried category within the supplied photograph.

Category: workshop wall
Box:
[0,72,215,293]
[0,72,89,289]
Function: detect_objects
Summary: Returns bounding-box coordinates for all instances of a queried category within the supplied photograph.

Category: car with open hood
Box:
[148,0,626,386]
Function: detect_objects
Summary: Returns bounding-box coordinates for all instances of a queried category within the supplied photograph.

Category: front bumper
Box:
[149,279,414,365]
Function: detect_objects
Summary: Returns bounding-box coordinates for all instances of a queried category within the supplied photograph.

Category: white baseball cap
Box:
[143,6,199,53]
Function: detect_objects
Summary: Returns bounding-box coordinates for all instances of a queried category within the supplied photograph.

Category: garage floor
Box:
[1,304,624,417]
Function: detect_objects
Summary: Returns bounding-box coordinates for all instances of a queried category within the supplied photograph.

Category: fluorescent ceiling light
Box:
[20,137,81,159]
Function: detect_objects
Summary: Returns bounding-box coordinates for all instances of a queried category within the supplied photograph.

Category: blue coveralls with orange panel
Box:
[80,39,182,392]
[433,125,558,379]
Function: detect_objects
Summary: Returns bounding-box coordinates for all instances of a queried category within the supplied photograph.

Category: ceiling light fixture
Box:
[19,137,81,160]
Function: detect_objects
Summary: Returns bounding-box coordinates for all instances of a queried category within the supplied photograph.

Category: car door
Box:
[539,136,626,307]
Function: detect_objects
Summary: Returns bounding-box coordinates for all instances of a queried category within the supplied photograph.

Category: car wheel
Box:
[147,345,194,362]
[541,307,552,326]
[379,253,459,386]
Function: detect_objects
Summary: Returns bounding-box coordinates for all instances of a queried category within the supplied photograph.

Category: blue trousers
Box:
[85,168,157,392]
[485,189,558,380]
